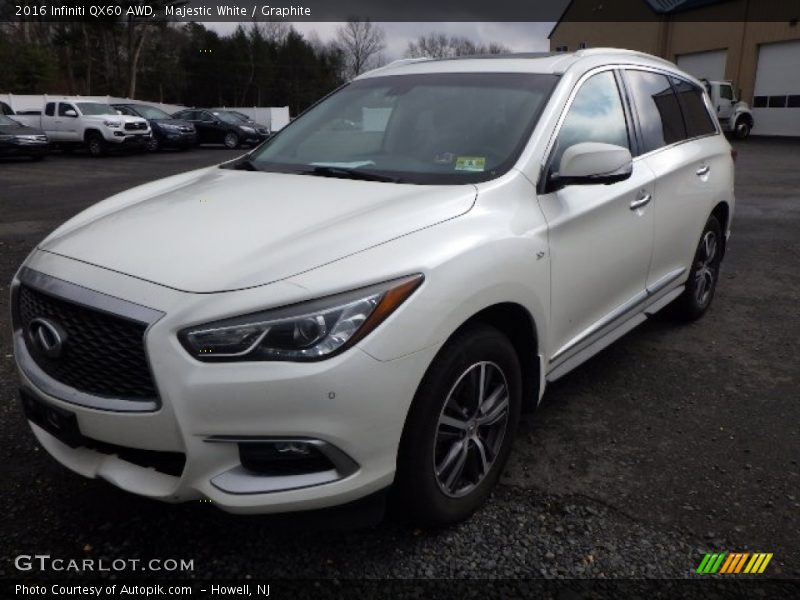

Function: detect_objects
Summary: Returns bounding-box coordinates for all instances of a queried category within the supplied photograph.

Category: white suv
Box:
[11,49,734,524]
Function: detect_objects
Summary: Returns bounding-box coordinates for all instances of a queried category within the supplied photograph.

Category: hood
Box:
[0,121,44,135]
[84,114,147,125]
[40,168,476,293]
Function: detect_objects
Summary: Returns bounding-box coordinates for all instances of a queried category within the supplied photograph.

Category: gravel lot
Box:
[0,141,798,584]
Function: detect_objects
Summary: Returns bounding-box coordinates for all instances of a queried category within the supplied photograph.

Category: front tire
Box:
[223,132,240,149]
[86,133,106,157]
[394,324,522,526]
[147,135,160,152]
[670,215,723,321]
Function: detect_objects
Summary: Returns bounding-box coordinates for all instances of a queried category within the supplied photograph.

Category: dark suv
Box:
[113,104,197,151]
[172,109,268,148]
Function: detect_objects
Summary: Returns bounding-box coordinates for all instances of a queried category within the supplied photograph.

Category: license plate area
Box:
[20,388,84,448]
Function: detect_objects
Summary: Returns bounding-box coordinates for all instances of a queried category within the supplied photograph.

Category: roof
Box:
[357,48,683,80]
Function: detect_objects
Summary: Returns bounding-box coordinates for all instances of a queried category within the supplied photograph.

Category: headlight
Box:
[239,125,255,133]
[179,274,423,362]
[103,120,122,128]
[160,123,180,130]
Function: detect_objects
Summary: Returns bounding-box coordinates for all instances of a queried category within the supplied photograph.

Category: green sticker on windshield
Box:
[455,156,486,172]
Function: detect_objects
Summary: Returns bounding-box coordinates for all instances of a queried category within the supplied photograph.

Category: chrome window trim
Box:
[619,65,721,162]
[539,64,633,191]
[12,267,164,413]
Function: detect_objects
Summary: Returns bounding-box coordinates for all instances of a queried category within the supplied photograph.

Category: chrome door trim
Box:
[550,266,686,364]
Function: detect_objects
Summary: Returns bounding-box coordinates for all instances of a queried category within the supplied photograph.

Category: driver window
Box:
[720,85,734,101]
[58,103,76,116]
[552,71,630,169]
[201,112,215,122]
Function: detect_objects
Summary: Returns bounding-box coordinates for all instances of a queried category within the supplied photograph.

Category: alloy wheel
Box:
[694,230,718,306]
[224,133,239,149]
[433,361,510,498]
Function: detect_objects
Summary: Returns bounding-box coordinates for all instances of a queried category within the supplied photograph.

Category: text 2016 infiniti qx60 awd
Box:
[11,49,734,524]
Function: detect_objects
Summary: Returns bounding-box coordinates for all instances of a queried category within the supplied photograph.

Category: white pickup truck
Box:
[702,80,754,139]
[11,99,151,156]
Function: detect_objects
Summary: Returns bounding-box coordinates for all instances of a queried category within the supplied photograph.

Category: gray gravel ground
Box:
[0,140,798,588]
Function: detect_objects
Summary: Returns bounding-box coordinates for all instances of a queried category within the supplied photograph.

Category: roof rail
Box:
[359,57,431,77]
[575,47,676,67]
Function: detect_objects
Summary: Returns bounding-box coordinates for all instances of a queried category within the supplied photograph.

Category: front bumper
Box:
[108,132,150,146]
[159,132,197,147]
[0,140,49,156]
[11,254,435,513]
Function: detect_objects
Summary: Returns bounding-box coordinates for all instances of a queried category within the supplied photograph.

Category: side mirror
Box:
[64,110,77,117]
[552,142,632,189]
[116,110,123,115]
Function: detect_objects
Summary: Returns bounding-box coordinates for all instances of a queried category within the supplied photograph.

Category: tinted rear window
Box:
[625,70,686,153]
[672,78,717,138]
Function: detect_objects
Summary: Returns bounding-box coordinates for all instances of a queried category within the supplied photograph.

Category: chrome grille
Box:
[17,285,157,400]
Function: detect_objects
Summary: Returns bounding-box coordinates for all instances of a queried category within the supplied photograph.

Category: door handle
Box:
[696,165,710,176]
[630,192,652,210]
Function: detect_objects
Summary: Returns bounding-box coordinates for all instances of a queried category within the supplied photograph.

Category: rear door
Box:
[538,69,656,365]
[622,69,725,291]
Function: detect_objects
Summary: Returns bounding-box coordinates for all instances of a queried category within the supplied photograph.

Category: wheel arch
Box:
[711,201,731,258]
[453,302,541,413]
[83,128,103,142]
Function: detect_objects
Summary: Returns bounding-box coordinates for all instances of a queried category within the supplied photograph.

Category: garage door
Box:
[752,40,800,136]
[676,50,727,82]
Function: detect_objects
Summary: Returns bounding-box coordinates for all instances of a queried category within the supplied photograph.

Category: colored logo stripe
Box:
[698,552,773,574]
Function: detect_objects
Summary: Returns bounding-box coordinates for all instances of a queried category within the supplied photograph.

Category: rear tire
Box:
[734,118,751,140]
[669,214,723,321]
[393,324,522,526]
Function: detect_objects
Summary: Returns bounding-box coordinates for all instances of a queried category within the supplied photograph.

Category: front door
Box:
[538,70,655,364]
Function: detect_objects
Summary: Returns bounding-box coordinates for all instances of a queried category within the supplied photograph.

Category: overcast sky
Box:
[205,22,555,59]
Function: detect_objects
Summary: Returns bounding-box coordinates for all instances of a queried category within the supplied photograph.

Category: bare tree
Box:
[406,33,509,59]
[335,19,386,79]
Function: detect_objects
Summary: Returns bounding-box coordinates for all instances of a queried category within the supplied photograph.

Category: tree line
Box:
[0,10,509,113]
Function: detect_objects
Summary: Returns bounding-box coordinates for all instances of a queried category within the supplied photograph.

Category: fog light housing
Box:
[239,441,333,475]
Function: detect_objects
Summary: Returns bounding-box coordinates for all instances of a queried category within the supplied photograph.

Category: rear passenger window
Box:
[553,71,630,167]
[672,78,717,138]
[45,103,55,116]
[625,70,686,153]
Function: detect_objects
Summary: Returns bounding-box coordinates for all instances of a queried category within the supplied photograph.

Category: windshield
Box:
[76,102,117,116]
[249,72,558,184]
[134,105,172,119]
[214,111,244,124]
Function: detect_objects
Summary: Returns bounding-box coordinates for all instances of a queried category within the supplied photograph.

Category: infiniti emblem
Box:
[28,317,67,359]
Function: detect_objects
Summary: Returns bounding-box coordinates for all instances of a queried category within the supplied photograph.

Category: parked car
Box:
[10,99,151,157]
[172,108,268,148]
[701,79,754,139]
[0,114,49,160]
[213,109,271,136]
[112,103,197,152]
[11,49,734,524]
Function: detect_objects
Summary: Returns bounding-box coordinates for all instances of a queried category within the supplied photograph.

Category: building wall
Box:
[549,0,800,103]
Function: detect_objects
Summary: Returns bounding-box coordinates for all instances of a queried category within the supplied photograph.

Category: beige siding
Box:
[550,0,800,106]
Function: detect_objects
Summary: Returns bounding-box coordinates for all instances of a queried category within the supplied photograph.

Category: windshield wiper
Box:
[227,157,260,171]
[307,166,398,183]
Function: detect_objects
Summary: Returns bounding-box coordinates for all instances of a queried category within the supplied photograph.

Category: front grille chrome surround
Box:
[11,267,164,412]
